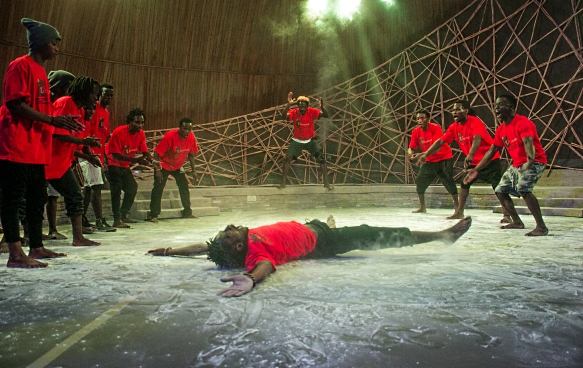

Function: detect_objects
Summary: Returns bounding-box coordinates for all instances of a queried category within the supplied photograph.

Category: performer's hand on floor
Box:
[218,274,254,297]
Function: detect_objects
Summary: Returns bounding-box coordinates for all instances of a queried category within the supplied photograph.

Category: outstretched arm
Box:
[147,242,208,256]
[217,260,275,297]
[464,144,501,184]
[415,138,444,165]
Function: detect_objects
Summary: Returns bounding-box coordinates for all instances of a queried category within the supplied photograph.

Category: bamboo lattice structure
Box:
[145,0,583,186]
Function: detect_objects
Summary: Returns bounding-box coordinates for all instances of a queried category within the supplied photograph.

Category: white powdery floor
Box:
[1,208,582,368]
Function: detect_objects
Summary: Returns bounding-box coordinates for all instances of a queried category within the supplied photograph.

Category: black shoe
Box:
[82,215,93,228]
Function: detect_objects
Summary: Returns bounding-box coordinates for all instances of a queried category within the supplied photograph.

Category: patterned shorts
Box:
[495,162,545,197]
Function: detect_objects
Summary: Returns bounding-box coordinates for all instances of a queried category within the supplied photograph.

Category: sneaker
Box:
[82,215,93,228]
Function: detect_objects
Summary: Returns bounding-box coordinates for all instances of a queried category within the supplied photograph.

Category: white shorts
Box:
[47,183,60,197]
[79,159,104,187]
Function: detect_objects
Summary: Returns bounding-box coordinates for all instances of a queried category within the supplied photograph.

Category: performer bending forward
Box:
[147,118,199,223]
[465,94,548,236]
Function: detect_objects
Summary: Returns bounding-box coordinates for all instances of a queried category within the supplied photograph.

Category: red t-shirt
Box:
[493,114,547,167]
[154,128,199,171]
[0,55,54,165]
[409,122,452,162]
[106,125,148,168]
[288,107,321,140]
[89,102,110,162]
[244,221,317,272]
[45,96,86,180]
[440,116,500,166]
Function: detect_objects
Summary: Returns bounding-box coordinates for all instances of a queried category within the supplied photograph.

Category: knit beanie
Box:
[21,18,61,52]
[48,70,76,92]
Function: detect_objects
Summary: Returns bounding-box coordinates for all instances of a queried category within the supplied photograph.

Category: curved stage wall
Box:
[144,0,583,187]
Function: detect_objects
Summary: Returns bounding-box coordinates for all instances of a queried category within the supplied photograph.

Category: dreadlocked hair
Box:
[127,108,146,123]
[206,235,246,268]
[67,76,98,102]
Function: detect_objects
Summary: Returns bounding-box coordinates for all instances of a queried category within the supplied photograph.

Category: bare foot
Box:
[29,246,67,259]
[149,217,159,223]
[277,184,286,190]
[441,216,472,243]
[500,216,512,224]
[122,217,138,224]
[326,215,336,228]
[47,231,67,240]
[181,213,199,219]
[525,227,548,236]
[324,185,334,191]
[412,208,426,213]
[501,222,525,230]
[113,220,131,228]
[446,213,464,220]
[8,256,48,268]
[72,238,101,246]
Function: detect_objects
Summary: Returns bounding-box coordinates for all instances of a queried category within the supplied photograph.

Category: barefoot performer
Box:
[278,92,332,190]
[46,76,102,247]
[465,94,548,236]
[408,109,459,213]
[416,100,510,222]
[148,216,472,297]
[105,108,155,228]
[0,18,84,267]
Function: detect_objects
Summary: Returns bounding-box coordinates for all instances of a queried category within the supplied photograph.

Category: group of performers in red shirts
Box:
[409,99,548,237]
[0,18,200,268]
[0,18,548,278]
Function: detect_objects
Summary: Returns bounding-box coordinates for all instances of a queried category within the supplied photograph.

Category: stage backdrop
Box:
[144,0,583,186]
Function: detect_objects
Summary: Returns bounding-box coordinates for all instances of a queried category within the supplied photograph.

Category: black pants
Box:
[149,168,191,218]
[416,158,458,195]
[48,168,84,217]
[304,219,413,259]
[0,160,47,249]
[107,166,137,221]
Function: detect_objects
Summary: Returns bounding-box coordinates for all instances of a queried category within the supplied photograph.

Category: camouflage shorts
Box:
[495,162,545,197]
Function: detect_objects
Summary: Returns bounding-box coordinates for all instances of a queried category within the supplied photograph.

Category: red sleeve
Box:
[154,134,170,157]
[409,128,419,149]
[493,126,504,147]
[440,124,456,145]
[517,119,535,140]
[107,129,124,154]
[310,108,321,120]
[3,62,31,103]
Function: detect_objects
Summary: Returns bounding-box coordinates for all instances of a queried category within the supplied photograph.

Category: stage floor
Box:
[1,208,582,368]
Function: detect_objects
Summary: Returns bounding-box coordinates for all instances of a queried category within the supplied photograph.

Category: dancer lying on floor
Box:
[147,215,472,297]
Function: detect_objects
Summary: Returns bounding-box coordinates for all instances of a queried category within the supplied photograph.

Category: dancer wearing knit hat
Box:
[0,18,83,268]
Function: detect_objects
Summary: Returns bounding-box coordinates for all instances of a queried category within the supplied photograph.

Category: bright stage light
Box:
[306,0,329,18]
[334,0,361,20]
